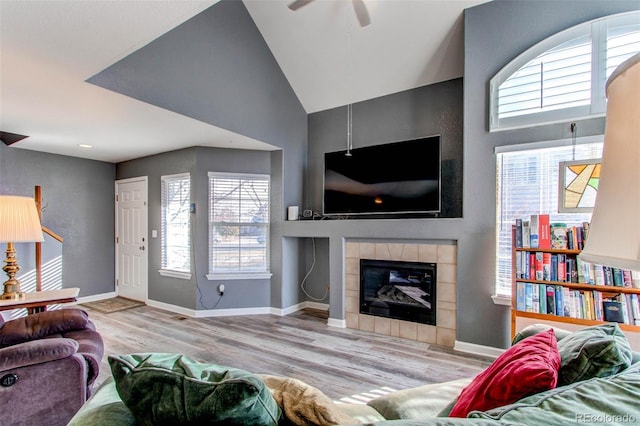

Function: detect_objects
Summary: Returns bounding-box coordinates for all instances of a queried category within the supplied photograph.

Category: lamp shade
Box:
[0,195,45,243]
[580,53,640,271]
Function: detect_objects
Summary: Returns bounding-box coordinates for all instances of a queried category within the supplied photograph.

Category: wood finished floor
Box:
[85,305,493,401]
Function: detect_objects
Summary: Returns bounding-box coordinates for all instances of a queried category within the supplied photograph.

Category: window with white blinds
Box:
[495,142,602,297]
[491,11,640,131]
[208,172,270,279]
[160,173,191,277]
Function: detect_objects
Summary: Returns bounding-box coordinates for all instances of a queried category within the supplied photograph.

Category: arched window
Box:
[490,11,640,131]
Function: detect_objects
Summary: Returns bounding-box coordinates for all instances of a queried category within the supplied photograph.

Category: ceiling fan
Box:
[288,0,371,27]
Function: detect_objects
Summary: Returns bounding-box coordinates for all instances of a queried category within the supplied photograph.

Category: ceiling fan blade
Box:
[288,0,315,11]
[352,0,370,27]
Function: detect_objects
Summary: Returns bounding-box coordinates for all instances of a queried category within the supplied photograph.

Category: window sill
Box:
[206,272,272,281]
[158,269,192,280]
[492,294,511,306]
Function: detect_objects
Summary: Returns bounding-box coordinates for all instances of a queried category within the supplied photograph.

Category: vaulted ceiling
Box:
[0,0,489,163]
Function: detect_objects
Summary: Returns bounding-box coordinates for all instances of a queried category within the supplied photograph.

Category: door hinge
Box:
[116,194,119,202]
[116,236,119,244]
[116,279,119,287]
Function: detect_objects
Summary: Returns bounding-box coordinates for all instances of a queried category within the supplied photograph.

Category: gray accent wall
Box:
[306,79,464,218]
[462,0,640,348]
[286,78,464,322]
[0,143,115,297]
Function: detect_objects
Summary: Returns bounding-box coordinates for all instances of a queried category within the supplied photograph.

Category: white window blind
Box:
[161,173,191,273]
[606,17,640,77]
[491,11,640,131]
[495,142,602,297]
[208,172,270,276]
[498,35,592,119]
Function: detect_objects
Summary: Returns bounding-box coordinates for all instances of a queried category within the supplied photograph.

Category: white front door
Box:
[115,177,148,302]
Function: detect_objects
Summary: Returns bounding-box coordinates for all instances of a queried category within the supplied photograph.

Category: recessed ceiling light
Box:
[78,144,93,148]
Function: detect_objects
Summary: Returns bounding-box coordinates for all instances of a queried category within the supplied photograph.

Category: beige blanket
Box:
[260,375,362,426]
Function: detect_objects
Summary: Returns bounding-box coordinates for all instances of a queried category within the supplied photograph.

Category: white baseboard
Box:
[454,340,504,359]
[76,292,117,304]
[304,301,329,311]
[145,299,271,318]
[146,299,196,317]
[120,298,331,320]
[272,302,306,316]
[195,307,272,318]
[327,318,346,328]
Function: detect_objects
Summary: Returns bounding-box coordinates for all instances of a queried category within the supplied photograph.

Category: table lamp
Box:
[0,195,45,300]
[580,52,640,271]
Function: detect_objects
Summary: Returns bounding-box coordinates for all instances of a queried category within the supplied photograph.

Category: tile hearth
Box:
[345,241,457,347]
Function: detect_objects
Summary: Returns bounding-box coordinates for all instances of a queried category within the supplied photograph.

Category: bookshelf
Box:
[510,224,640,341]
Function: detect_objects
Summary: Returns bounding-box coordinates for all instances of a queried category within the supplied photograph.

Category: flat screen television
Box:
[323,135,441,216]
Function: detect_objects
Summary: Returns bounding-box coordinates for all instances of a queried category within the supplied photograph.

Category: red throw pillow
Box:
[449,328,560,417]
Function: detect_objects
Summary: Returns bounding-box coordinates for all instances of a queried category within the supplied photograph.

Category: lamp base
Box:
[1,290,25,300]
[2,242,26,300]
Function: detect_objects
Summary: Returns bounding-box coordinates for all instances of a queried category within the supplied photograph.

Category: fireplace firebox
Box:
[360,259,436,325]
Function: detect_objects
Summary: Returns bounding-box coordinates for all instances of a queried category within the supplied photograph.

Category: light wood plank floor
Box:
[84,304,493,402]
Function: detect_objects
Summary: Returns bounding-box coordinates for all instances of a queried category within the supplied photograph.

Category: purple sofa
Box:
[0,308,104,426]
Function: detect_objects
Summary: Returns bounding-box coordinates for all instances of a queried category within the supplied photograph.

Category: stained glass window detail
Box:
[559,159,601,212]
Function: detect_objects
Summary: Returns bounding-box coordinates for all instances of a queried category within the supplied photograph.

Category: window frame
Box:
[490,11,640,132]
[159,172,192,280]
[207,172,271,281]
[494,137,603,300]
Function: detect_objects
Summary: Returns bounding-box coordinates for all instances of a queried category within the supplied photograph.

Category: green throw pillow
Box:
[556,323,633,386]
[511,324,571,346]
[108,353,281,426]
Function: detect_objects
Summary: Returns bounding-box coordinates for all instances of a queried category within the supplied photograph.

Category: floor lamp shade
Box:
[0,195,45,243]
[580,53,640,271]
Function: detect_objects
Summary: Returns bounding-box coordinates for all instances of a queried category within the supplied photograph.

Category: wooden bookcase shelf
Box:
[510,225,640,340]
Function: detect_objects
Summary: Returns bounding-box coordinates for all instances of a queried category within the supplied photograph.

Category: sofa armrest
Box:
[0,338,79,371]
[62,329,104,386]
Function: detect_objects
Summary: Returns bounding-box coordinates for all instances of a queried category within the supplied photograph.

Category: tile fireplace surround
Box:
[345,241,457,348]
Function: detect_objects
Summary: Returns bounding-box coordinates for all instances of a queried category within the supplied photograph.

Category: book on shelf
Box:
[535,252,544,280]
[515,218,523,248]
[538,214,551,249]
[550,223,568,249]
[539,284,547,314]
[555,286,564,317]
[529,215,539,248]
[631,294,640,326]
[546,285,556,315]
[603,300,624,323]
[532,284,540,313]
[557,254,566,283]
[522,220,530,248]
[542,253,551,281]
[516,282,526,311]
[525,283,533,312]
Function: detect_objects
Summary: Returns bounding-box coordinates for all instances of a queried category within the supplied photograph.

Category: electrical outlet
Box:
[218,284,225,296]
